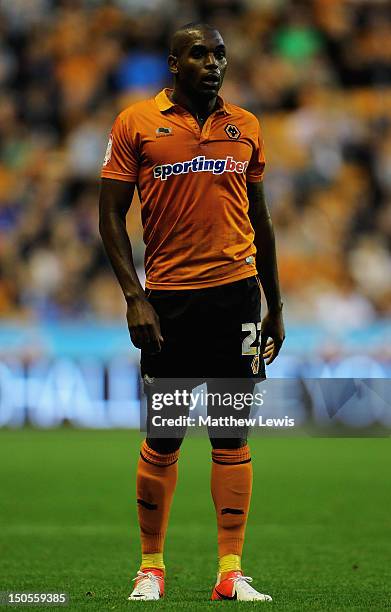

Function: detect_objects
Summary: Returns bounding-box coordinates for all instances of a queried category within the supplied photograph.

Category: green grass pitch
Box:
[0,429,390,611]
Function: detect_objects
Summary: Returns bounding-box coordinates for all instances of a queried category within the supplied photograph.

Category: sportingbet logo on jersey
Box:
[153,155,249,181]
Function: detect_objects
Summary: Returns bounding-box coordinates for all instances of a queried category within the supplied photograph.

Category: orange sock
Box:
[211,445,252,563]
[137,441,179,559]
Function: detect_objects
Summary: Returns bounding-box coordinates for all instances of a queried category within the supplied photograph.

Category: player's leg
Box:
[203,278,271,601]
[130,290,193,600]
[206,380,254,591]
[129,436,182,600]
[210,435,252,577]
[209,430,271,601]
[136,377,189,575]
[131,375,192,600]
[131,386,188,600]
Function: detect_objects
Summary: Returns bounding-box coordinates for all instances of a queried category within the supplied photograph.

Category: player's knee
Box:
[146,437,183,454]
[209,437,247,450]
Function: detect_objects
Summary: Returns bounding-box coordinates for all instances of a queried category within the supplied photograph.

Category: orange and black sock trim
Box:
[139,441,180,468]
[211,445,252,465]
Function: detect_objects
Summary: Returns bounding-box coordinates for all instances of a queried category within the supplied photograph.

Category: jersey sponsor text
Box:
[153,155,249,181]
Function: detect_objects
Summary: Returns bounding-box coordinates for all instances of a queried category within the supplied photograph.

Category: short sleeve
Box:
[246,120,265,183]
[101,113,139,182]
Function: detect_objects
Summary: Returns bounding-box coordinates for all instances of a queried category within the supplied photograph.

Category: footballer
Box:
[99,22,285,602]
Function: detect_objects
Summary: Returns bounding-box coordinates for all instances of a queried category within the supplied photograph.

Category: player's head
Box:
[168,23,227,100]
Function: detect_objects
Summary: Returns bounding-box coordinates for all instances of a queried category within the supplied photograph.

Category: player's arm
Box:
[99,178,163,353]
[247,180,285,363]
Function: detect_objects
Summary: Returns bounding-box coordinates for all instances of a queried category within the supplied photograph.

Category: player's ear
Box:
[168,54,178,75]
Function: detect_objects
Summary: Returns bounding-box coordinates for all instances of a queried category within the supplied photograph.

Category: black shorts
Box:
[140,275,266,380]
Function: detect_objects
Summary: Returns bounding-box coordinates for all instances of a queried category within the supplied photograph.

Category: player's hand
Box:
[126,296,163,354]
[260,310,285,365]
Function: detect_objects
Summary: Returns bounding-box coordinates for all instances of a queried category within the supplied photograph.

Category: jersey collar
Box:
[155,88,230,115]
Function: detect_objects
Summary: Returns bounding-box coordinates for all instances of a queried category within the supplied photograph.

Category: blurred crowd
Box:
[0,0,391,328]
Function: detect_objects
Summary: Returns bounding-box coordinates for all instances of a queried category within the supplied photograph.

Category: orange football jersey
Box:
[101,88,265,290]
